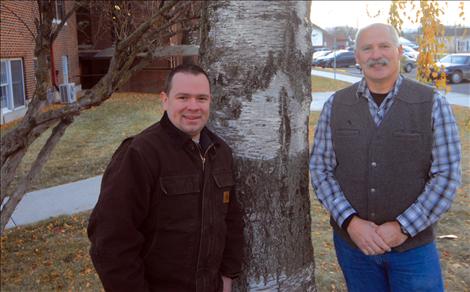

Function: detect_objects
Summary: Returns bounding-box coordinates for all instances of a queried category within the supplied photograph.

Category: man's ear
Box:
[398,45,404,56]
[160,91,168,110]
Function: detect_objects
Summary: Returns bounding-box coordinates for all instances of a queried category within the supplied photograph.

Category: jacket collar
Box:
[160,112,218,150]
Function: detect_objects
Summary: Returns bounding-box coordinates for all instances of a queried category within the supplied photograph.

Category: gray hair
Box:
[355,23,400,50]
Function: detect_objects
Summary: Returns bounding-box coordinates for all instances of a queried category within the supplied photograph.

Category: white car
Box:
[402,45,419,60]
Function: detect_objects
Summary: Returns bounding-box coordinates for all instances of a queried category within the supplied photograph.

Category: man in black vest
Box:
[310,23,461,291]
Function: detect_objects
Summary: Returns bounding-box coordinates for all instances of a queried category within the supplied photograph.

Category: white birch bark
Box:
[200,1,315,291]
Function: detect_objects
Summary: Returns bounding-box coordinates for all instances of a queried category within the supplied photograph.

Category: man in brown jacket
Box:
[88,64,244,292]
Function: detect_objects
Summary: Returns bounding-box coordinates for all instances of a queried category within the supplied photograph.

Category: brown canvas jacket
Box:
[88,112,244,292]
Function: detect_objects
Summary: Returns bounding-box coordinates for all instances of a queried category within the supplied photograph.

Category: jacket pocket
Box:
[213,172,235,216]
[160,174,200,195]
[213,172,234,189]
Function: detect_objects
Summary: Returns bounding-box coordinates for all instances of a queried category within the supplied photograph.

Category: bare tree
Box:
[0,0,199,233]
[200,1,315,291]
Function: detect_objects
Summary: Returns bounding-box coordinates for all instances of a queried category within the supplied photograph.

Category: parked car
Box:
[312,51,337,67]
[401,54,416,73]
[435,53,470,84]
[402,45,419,60]
[322,50,356,68]
[313,47,330,53]
[400,37,419,50]
[312,50,331,64]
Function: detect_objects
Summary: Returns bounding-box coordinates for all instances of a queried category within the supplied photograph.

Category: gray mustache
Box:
[366,58,389,67]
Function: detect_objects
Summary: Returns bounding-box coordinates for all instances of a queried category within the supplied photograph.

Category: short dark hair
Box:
[163,64,210,94]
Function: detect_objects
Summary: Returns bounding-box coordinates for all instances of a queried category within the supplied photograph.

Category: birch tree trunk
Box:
[200,1,315,291]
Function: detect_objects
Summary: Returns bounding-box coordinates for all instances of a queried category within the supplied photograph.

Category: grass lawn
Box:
[1,80,469,291]
[311,75,351,92]
[3,93,163,192]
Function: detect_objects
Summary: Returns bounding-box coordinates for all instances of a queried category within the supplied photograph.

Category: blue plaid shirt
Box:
[309,75,461,237]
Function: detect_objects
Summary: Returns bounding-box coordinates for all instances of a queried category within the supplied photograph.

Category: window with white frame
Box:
[457,39,470,52]
[1,59,26,112]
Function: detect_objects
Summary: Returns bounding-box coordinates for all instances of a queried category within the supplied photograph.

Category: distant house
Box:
[327,31,352,50]
[442,27,470,53]
[312,24,354,50]
[404,26,470,53]
[311,23,332,50]
[0,0,80,124]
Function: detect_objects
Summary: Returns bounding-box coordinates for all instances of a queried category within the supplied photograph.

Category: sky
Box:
[310,1,469,30]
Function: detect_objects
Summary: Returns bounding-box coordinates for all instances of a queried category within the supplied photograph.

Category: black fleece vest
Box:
[330,78,435,252]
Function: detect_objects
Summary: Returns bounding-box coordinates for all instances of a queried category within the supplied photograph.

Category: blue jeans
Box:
[333,233,444,292]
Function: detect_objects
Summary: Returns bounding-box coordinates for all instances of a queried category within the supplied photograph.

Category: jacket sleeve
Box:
[88,139,155,291]
[220,161,244,279]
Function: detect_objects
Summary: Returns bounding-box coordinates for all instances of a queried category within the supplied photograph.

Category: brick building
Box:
[77,1,199,93]
[0,0,80,124]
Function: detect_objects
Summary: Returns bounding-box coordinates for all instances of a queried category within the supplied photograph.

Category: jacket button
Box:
[371,162,377,167]
[371,212,376,218]
[370,188,376,193]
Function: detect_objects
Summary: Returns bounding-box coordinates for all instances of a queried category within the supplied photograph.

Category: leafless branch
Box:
[0,116,59,201]
[116,0,181,51]
[1,117,73,233]
[0,2,36,39]
[50,1,82,41]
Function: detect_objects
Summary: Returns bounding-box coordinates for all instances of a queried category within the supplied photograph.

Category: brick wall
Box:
[53,0,80,86]
[0,0,80,102]
[0,1,38,100]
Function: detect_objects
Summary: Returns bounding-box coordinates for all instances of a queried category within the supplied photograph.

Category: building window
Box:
[457,39,470,53]
[53,0,65,23]
[61,55,69,84]
[1,59,26,112]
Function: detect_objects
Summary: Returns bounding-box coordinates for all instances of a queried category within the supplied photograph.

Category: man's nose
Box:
[370,47,381,59]
[187,97,199,110]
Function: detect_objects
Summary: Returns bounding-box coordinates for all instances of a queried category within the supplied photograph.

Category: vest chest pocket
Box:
[392,130,423,140]
[391,130,425,163]
[335,128,360,137]
[213,172,235,215]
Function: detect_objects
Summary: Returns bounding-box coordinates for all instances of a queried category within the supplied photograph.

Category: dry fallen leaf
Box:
[437,234,458,239]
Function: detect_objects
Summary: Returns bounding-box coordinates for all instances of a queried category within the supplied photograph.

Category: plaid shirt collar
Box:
[355,74,404,125]
[356,74,404,102]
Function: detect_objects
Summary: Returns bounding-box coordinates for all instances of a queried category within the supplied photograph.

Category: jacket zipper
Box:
[195,143,214,292]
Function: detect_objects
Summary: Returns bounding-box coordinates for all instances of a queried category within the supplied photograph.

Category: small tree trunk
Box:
[200,1,315,291]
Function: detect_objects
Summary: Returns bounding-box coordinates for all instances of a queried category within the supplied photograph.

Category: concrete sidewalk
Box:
[5,70,468,229]
[6,176,102,229]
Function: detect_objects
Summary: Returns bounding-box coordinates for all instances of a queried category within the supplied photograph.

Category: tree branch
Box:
[1,118,58,198]
[116,0,181,51]
[0,2,37,39]
[1,117,73,233]
[50,1,82,41]
[0,102,80,165]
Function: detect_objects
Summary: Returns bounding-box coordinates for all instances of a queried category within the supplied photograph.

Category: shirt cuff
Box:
[396,215,416,237]
[335,206,357,228]
[341,213,357,230]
